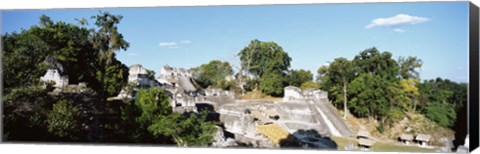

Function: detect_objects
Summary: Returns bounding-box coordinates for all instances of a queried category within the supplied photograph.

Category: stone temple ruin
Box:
[38,58,353,149]
[217,86,351,148]
[40,56,88,93]
[114,64,212,113]
[111,64,352,149]
[40,56,69,88]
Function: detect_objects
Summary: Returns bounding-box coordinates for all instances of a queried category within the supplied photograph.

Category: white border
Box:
[0,0,470,10]
[0,0,479,154]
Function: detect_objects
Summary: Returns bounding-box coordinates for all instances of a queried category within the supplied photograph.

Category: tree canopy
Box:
[193,60,234,90]
[318,47,466,130]
[287,69,313,87]
[237,39,292,95]
[2,13,218,145]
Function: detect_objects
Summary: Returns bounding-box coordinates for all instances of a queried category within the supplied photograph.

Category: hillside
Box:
[327,103,453,152]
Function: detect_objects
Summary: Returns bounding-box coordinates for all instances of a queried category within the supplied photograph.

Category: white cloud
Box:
[159,42,178,48]
[365,14,430,29]
[180,40,192,44]
[159,40,192,49]
[393,28,405,33]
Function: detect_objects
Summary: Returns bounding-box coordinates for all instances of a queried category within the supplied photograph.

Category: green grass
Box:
[331,136,356,150]
[371,142,437,152]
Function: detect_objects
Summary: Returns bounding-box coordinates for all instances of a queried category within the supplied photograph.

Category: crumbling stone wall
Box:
[283,86,328,101]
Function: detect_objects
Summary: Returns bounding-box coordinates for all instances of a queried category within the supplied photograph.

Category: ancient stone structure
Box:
[115,64,159,100]
[283,86,328,101]
[156,65,197,93]
[283,86,303,101]
[213,86,352,148]
[40,56,91,94]
[218,101,331,148]
[415,134,431,147]
[399,134,414,145]
[128,64,158,86]
[114,64,202,113]
[40,56,69,88]
[204,88,234,97]
[358,138,375,150]
[357,130,370,139]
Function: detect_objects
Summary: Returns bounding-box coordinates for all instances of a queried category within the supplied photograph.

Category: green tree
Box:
[418,78,466,128]
[258,70,287,96]
[237,39,292,96]
[398,79,420,112]
[397,56,423,112]
[300,81,320,90]
[238,39,292,78]
[91,12,129,99]
[287,69,313,87]
[116,87,172,143]
[2,31,50,92]
[47,99,80,139]
[134,87,172,129]
[146,69,156,80]
[424,102,457,127]
[348,48,401,124]
[2,14,128,97]
[2,85,54,141]
[194,60,234,89]
[353,47,399,80]
[148,111,218,146]
[130,87,218,146]
[398,56,423,80]
[1,13,130,142]
[97,58,129,97]
[327,58,357,119]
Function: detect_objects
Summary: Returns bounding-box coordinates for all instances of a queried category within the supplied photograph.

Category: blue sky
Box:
[1,2,470,83]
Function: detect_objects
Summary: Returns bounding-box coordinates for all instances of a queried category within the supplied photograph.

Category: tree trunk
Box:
[239,67,245,95]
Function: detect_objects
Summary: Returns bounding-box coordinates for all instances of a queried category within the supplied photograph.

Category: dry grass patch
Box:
[256,123,291,144]
[238,90,282,101]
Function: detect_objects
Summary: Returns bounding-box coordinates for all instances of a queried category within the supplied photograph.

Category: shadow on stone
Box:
[279,129,338,150]
[195,103,220,122]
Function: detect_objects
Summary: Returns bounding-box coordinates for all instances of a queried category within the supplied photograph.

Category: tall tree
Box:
[398,79,420,112]
[238,39,292,78]
[91,12,129,99]
[238,39,261,80]
[328,58,356,119]
[349,48,400,123]
[353,47,399,81]
[397,56,423,112]
[398,56,423,80]
[237,39,292,95]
